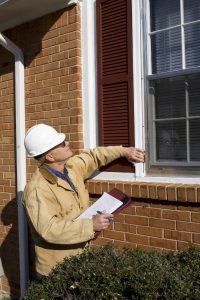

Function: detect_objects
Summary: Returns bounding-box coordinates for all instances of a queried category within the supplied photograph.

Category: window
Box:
[82,0,200,179]
[146,0,200,171]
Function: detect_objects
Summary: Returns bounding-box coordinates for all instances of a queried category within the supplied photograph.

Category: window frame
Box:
[81,0,200,181]
[143,0,200,175]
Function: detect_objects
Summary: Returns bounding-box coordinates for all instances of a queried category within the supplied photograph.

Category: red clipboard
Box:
[93,188,132,239]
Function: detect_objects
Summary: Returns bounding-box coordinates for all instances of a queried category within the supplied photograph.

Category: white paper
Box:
[76,192,122,219]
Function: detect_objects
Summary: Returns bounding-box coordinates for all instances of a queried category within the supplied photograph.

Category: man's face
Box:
[47,140,73,163]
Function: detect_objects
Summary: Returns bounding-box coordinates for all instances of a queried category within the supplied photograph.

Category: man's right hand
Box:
[92,213,113,232]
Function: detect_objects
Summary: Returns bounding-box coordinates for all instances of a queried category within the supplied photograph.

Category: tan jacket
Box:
[22,146,125,275]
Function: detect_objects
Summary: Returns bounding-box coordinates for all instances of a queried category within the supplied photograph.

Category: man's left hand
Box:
[123,147,145,163]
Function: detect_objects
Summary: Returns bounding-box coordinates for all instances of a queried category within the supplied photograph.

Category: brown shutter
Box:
[96,0,134,172]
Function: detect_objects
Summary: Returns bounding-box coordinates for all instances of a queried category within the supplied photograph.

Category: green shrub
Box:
[24,245,200,300]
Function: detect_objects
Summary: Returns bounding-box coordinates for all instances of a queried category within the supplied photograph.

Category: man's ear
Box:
[45,152,55,162]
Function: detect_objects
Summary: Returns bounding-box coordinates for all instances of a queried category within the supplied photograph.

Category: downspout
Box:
[0,33,28,299]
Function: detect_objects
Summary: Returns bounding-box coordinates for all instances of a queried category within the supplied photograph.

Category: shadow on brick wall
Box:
[1,198,20,299]
[0,7,67,78]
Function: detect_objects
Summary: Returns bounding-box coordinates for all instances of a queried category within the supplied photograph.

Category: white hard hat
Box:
[24,124,65,157]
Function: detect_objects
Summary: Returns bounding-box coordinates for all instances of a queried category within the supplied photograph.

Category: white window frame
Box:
[80,0,200,184]
[144,0,200,176]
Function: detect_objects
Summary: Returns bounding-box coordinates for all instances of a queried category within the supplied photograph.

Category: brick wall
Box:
[0,4,82,297]
[88,181,200,252]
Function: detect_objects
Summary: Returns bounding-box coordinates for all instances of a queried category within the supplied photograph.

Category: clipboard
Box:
[93,188,132,239]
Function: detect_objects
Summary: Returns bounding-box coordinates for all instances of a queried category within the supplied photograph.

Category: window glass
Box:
[188,74,200,116]
[185,23,200,68]
[150,0,180,31]
[151,28,182,73]
[156,121,186,161]
[184,0,200,23]
[190,119,200,161]
[154,78,185,119]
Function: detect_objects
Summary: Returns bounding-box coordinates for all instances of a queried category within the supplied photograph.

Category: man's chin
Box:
[66,150,73,159]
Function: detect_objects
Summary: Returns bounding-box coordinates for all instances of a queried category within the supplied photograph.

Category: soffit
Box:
[0,0,77,32]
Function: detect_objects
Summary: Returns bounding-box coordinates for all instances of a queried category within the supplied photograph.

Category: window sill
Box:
[87,174,200,203]
[92,171,200,184]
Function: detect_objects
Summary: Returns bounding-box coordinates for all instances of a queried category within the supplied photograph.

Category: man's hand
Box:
[92,213,113,232]
[123,147,145,163]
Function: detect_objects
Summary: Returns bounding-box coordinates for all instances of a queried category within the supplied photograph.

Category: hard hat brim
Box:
[27,133,66,157]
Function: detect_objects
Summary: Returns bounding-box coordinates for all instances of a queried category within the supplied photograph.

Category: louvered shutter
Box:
[96,0,134,172]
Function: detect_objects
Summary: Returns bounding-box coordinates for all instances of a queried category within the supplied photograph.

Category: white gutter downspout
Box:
[0,33,28,299]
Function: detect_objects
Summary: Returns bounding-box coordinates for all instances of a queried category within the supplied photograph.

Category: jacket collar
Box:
[39,165,77,192]
[39,165,58,184]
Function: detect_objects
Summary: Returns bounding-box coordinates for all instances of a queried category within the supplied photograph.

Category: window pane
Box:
[188,74,200,116]
[150,0,180,31]
[156,121,187,161]
[185,23,200,68]
[154,77,185,119]
[151,28,182,73]
[184,0,200,23]
[190,119,200,161]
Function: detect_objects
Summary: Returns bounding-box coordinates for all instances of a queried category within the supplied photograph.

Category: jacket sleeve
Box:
[22,186,94,245]
[68,146,126,180]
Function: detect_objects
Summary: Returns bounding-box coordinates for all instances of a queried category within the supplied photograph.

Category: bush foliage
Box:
[24,245,200,300]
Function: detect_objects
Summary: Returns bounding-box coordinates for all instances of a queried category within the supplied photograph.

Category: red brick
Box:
[164,230,192,242]
[108,182,116,192]
[197,188,200,202]
[114,222,135,233]
[113,240,136,249]
[94,182,102,195]
[137,226,163,238]
[137,244,162,253]
[149,218,175,230]
[177,241,189,250]
[162,210,190,221]
[177,221,200,233]
[115,183,124,193]
[139,184,149,198]
[91,237,111,247]
[148,184,157,199]
[191,212,200,223]
[187,186,197,203]
[103,230,125,241]
[150,237,177,250]
[114,214,125,223]
[131,183,140,198]
[177,186,187,202]
[157,185,167,200]
[125,233,149,245]
[101,182,109,193]
[123,183,132,197]
[193,233,200,244]
[136,206,161,218]
[122,205,135,215]
[125,215,149,226]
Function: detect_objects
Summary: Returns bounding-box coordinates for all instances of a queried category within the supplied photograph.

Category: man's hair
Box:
[34,153,46,165]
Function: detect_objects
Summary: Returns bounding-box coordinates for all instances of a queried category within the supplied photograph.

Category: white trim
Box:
[92,172,200,184]
[81,0,98,149]
[132,0,145,177]
[180,0,186,69]
[146,0,152,75]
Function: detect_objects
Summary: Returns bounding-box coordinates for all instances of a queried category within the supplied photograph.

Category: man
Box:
[23,124,145,279]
